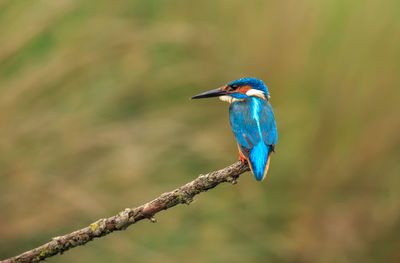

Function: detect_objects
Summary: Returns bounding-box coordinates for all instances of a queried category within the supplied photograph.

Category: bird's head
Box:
[191,77,270,103]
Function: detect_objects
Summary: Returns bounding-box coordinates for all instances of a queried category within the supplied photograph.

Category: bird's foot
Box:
[239,155,247,163]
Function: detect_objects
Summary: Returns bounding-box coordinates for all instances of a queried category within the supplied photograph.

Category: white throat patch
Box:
[246,89,267,100]
[219,95,243,104]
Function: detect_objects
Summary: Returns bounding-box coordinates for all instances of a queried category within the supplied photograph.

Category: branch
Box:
[2,161,249,263]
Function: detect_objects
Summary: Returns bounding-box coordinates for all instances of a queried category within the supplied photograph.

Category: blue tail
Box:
[249,142,272,181]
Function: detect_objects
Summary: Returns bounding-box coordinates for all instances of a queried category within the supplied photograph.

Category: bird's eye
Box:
[231,84,238,90]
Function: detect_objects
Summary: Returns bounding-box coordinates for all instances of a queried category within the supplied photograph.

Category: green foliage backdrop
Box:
[1,0,399,262]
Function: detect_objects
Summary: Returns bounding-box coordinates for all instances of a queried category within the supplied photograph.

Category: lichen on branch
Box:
[2,161,249,263]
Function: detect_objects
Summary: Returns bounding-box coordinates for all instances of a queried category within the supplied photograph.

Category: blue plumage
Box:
[230,97,277,180]
[191,77,277,181]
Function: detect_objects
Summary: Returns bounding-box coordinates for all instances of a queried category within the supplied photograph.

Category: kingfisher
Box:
[191,77,277,181]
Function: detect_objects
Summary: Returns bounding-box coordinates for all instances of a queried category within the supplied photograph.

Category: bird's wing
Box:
[260,102,278,149]
[229,99,277,180]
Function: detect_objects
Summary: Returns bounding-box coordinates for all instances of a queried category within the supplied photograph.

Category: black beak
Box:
[191,87,227,100]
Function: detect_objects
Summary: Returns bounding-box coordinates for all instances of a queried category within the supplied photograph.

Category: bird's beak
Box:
[191,87,227,100]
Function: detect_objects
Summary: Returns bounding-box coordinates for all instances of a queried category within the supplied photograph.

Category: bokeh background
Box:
[1,0,400,262]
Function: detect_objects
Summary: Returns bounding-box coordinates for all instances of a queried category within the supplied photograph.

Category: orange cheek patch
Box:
[226,85,252,94]
[237,85,252,94]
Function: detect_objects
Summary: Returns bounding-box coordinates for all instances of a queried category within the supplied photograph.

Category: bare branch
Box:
[2,161,249,263]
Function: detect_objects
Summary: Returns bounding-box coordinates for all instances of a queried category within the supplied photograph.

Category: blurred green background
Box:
[1,0,400,262]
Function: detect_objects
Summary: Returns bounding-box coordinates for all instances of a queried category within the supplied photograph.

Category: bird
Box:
[191,77,277,181]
